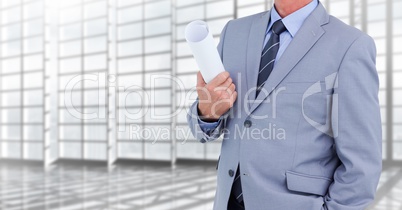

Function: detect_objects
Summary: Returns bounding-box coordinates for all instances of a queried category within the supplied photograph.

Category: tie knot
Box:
[272,20,287,35]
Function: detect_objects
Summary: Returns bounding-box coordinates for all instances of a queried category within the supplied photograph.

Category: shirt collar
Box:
[266,0,318,37]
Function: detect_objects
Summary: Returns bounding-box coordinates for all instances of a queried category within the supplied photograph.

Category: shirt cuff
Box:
[198,117,221,134]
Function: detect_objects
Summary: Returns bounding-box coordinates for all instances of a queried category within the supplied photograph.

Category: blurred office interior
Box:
[0,0,401,209]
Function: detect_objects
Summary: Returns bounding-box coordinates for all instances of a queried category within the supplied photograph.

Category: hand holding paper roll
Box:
[186,20,237,121]
[185,20,225,83]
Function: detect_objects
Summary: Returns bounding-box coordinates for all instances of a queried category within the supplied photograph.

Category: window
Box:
[57,0,108,160]
[0,0,45,160]
[116,0,173,161]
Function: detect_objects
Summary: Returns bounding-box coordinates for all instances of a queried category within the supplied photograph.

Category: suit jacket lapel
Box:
[246,11,270,110]
[248,3,329,114]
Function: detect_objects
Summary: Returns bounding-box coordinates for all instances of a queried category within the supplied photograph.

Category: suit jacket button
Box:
[228,170,234,177]
[244,120,252,128]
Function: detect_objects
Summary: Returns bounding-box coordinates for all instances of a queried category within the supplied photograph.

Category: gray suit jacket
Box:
[187,2,382,210]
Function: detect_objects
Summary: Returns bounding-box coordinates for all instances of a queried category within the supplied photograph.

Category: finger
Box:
[229,91,238,107]
[197,71,206,87]
[214,80,234,99]
[227,83,236,94]
[216,77,232,91]
[208,71,230,87]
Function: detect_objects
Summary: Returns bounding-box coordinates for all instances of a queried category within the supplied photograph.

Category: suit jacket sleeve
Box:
[186,21,230,143]
[324,34,382,210]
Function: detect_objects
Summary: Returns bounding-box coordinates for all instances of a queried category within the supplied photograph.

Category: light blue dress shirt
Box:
[198,0,318,133]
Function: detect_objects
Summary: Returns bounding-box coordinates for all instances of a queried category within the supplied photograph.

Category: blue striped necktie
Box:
[231,165,244,205]
[256,19,287,97]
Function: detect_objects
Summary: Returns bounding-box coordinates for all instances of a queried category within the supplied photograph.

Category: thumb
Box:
[197,71,206,87]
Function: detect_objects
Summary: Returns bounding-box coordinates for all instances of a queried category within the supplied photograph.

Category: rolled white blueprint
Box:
[185,20,225,83]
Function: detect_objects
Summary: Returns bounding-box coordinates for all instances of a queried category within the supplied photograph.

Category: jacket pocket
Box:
[285,170,332,196]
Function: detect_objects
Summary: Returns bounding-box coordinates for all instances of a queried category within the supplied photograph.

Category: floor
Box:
[0,162,401,210]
